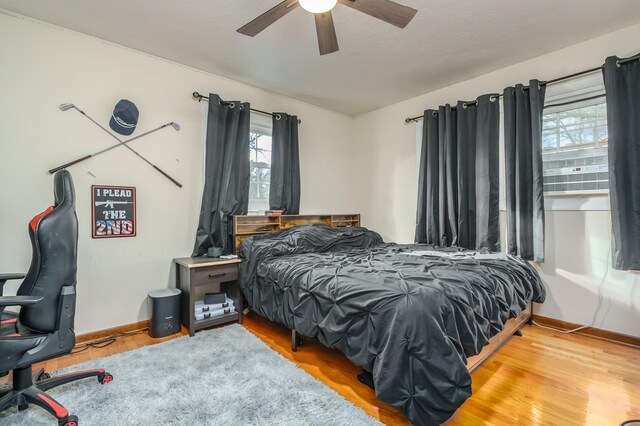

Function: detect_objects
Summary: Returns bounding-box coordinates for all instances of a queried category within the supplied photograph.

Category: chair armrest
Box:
[0,274,26,296]
[0,296,43,307]
[0,273,26,282]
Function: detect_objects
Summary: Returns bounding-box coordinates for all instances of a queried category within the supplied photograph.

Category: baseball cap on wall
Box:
[109,99,139,136]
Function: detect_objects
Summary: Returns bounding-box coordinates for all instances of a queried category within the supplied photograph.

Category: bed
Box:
[238,221,545,425]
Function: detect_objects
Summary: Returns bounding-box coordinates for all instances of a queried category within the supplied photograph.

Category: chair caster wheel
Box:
[60,414,78,426]
[98,373,113,384]
[18,403,28,411]
[39,372,51,380]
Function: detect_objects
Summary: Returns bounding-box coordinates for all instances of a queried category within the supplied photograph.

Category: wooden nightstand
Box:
[173,257,243,337]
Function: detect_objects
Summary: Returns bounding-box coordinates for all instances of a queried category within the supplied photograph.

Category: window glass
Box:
[542,103,609,195]
[541,72,608,199]
[248,119,272,213]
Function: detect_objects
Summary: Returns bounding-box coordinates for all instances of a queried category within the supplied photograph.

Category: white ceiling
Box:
[2,1,640,116]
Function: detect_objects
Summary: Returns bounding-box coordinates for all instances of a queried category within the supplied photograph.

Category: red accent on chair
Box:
[36,392,68,418]
[6,334,21,337]
[29,206,54,232]
[0,318,17,325]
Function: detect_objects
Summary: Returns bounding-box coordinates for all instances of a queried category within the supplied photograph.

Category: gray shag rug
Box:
[0,324,381,425]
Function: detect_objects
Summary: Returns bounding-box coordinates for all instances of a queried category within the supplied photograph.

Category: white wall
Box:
[353,23,640,338]
[0,11,355,334]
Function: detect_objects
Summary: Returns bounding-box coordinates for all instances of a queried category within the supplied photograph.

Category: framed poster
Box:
[91,185,137,238]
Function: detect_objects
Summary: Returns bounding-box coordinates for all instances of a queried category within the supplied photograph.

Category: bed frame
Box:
[466,302,532,372]
[232,214,533,376]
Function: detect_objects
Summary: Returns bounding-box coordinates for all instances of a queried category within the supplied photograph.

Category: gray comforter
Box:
[239,224,545,425]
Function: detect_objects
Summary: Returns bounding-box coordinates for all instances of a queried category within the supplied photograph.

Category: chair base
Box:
[0,365,112,425]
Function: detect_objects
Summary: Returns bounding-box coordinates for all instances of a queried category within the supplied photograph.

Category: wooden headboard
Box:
[230,214,360,254]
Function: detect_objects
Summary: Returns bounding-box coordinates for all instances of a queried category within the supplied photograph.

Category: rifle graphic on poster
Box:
[94,200,133,209]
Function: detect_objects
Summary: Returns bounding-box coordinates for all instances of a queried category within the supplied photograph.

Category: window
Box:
[542,103,609,195]
[542,74,608,196]
[248,117,272,213]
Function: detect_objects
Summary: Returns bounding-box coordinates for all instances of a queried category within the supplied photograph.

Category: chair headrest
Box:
[54,170,75,208]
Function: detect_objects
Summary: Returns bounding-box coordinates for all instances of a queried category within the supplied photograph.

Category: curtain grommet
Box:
[432,111,437,117]
[616,60,622,68]
[275,114,282,120]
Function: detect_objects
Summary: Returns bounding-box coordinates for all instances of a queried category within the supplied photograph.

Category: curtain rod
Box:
[404,53,640,123]
[192,92,302,124]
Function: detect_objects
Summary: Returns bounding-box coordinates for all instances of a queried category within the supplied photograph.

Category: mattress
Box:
[239,224,545,425]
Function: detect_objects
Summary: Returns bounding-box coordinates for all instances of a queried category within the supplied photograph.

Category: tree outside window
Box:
[542,103,608,152]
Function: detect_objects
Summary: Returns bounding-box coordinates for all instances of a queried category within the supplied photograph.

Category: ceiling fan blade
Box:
[237,0,299,37]
[314,11,339,55]
[338,0,417,29]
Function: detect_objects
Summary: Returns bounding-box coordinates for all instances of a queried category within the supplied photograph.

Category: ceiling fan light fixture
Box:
[298,0,338,14]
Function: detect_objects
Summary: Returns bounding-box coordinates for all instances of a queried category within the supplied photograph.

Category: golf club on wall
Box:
[49,121,180,174]
[53,103,183,188]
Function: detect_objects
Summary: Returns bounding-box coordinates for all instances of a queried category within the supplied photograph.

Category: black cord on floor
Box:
[71,328,149,354]
[621,421,640,425]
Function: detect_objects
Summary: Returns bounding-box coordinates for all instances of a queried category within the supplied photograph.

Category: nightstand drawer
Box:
[193,264,238,285]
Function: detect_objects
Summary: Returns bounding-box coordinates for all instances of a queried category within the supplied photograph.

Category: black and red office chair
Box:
[0,170,112,426]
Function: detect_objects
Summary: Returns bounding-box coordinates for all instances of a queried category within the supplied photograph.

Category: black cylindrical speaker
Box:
[148,288,181,338]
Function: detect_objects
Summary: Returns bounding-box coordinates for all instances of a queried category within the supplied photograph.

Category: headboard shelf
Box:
[231,213,360,254]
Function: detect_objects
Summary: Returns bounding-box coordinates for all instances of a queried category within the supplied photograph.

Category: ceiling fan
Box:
[237,0,418,56]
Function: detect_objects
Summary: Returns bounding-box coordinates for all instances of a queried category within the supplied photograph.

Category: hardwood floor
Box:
[4,312,640,425]
[244,314,640,425]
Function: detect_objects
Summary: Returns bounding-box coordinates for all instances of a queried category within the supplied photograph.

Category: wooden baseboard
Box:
[533,314,640,347]
[75,315,640,350]
[76,320,149,344]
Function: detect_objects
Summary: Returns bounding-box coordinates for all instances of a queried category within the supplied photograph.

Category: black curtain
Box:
[503,80,546,262]
[603,55,640,270]
[192,94,250,256]
[415,94,500,250]
[269,113,301,214]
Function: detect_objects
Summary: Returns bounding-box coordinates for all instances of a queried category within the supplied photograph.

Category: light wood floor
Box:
[4,312,640,425]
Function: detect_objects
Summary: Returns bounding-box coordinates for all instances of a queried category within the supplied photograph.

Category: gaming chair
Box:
[0,170,112,426]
